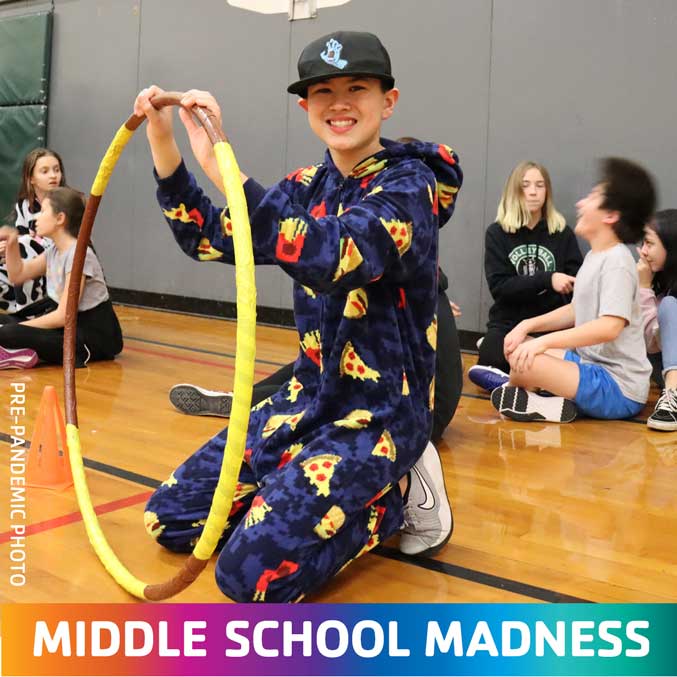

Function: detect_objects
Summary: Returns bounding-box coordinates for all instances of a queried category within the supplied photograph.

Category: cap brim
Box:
[287,72,395,97]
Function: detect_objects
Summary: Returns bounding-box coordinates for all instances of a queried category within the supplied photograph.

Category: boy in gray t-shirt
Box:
[491,158,655,423]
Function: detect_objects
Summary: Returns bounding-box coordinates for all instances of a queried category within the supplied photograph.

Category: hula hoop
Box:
[62,92,256,601]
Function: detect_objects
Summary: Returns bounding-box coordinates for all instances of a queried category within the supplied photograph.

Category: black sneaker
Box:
[169,384,233,417]
[491,385,577,423]
[647,388,677,432]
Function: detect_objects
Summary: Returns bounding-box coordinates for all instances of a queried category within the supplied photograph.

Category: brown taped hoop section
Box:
[63,92,225,427]
[63,194,101,426]
[143,556,209,601]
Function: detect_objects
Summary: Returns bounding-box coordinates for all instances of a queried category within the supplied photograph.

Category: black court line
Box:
[2,430,591,603]
[81,458,161,489]
[374,546,592,603]
[0,432,162,489]
[124,334,289,368]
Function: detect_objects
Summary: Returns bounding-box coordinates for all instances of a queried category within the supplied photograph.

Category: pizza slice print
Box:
[343,287,368,319]
[244,495,272,529]
[339,341,380,382]
[314,505,346,540]
[371,430,396,462]
[332,237,364,281]
[334,409,373,429]
[300,454,342,497]
[261,410,306,439]
[277,443,304,469]
[380,218,413,256]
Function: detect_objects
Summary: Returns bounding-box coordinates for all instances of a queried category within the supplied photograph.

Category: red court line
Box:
[0,491,152,544]
[123,344,274,377]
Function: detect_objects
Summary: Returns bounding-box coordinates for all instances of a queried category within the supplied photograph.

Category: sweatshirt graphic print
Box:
[484,220,582,328]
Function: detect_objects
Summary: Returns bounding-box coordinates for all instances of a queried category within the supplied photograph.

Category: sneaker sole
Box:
[0,353,38,369]
[407,516,455,559]
[169,385,233,417]
[491,386,577,423]
[647,418,677,432]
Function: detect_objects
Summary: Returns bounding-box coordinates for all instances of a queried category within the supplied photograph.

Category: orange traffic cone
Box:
[26,386,73,491]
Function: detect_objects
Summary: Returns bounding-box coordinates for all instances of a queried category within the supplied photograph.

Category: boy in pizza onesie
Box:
[136,30,462,602]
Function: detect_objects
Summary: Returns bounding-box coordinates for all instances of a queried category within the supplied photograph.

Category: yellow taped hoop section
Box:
[91,125,134,197]
[66,128,256,599]
[193,140,256,560]
[67,424,147,599]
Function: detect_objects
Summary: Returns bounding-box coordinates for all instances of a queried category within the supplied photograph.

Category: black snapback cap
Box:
[288,31,395,97]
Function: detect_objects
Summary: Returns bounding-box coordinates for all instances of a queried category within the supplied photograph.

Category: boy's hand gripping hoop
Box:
[62,92,256,601]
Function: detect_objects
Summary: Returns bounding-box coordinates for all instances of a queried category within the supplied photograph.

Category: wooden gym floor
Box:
[1,305,676,604]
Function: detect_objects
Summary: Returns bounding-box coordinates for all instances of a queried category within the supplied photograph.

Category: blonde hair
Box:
[496,161,566,234]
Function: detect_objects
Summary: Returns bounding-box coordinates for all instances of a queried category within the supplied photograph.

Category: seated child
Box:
[491,158,655,423]
[0,187,123,368]
[638,209,677,430]
[469,160,582,392]
[0,148,67,317]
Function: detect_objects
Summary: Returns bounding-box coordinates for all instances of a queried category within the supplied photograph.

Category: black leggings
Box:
[0,298,85,364]
[250,290,463,443]
[477,325,512,373]
[251,361,295,405]
[0,298,122,366]
[0,320,88,365]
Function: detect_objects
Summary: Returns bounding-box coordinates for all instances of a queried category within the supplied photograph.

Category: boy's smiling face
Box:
[575,183,619,241]
[298,76,398,174]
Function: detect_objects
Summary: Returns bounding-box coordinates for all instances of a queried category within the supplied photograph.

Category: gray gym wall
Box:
[1,0,674,332]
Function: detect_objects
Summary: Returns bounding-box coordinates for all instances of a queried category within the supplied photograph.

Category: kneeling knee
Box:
[142,491,192,553]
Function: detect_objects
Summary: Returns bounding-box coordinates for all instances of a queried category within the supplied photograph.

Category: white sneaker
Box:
[169,384,233,417]
[400,442,453,557]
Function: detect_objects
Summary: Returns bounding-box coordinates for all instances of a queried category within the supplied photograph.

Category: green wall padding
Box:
[0,12,52,105]
[0,11,52,220]
[0,106,48,222]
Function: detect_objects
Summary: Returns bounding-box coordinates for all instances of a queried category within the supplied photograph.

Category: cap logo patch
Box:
[321,38,348,70]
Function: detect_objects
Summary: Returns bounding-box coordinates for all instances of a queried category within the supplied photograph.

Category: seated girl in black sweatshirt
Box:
[469,161,582,391]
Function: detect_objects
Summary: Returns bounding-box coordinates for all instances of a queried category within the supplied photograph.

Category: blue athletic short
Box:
[564,351,644,420]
